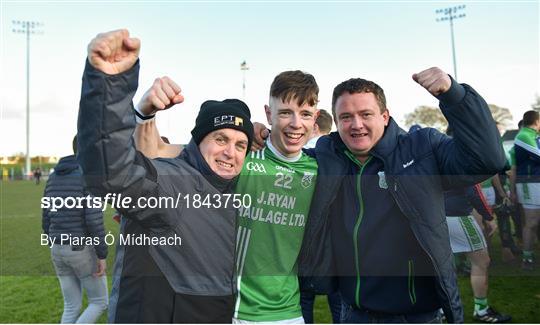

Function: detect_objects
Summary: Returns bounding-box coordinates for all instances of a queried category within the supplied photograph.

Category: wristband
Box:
[134,105,156,124]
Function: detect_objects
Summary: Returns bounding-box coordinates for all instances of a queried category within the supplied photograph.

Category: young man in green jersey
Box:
[135,71,320,323]
[233,71,319,323]
[510,110,540,270]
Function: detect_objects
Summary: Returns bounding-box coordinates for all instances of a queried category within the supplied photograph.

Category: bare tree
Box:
[488,104,513,129]
[404,105,447,132]
[405,103,514,133]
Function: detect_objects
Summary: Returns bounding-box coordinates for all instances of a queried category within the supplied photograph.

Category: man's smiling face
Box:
[335,92,389,162]
[265,97,318,157]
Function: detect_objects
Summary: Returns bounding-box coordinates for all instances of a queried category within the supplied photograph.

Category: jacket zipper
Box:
[408,259,416,305]
[347,153,371,309]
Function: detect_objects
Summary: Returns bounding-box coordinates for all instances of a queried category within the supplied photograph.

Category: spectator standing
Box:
[444,184,511,323]
[511,110,540,270]
[42,136,108,323]
[34,167,42,185]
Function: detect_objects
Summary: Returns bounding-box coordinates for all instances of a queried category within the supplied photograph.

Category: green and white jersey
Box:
[513,127,540,182]
[234,139,318,322]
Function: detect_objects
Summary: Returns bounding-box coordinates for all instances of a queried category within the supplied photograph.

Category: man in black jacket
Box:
[298,70,506,323]
[42,136,108,323]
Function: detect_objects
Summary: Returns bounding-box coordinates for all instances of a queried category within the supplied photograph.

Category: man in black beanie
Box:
[78,29,253,323]
[190,99,254,179]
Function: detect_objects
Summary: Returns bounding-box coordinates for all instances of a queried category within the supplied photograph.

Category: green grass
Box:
[1,181,539,323]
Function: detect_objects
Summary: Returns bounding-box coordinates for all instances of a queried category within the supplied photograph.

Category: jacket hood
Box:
[54,155,79,175]
[181,139,236,193]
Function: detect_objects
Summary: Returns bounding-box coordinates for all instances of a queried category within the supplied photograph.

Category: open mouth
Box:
[284,132,303,141]
[351,132,368,138]
[216,160,233,169]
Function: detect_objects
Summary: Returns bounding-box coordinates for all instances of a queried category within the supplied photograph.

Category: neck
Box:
[267,136,302,162]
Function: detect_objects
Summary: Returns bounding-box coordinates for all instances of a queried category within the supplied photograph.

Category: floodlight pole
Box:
[240,61,249,99]
[449,16,457,81]
[436,5,466,81]
[12,21,43,178]
[25,25,30,177]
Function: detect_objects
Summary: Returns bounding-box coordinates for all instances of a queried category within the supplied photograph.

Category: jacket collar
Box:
[180,139,236,193]
[371,117,405,159]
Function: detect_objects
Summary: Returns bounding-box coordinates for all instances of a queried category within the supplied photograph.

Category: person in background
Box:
[42,136,108,323]
[34,167,42,185]
[444,183,511,323]
[511,110,540,270]
[304,109,333,149]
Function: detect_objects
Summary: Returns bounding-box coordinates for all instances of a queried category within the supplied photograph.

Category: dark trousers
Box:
[112,240,234,323]
[114,273,235,323]
[340,304,441,324]
[300,291,342,323]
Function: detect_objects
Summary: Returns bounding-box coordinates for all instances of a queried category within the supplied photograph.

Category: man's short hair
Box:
[269,70,318,107]
[316,109,333,134]
[331,78,387,119]
[522,110,539,127]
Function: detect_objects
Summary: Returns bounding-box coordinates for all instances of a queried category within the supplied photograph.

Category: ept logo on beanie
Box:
[191,99,254,152]
[214,115,244,127]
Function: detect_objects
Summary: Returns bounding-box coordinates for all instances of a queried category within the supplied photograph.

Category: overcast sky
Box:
[1,0,538,156]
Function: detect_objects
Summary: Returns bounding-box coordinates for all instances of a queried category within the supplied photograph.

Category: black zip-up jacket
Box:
[299,81,506,323]
[42,155,107,259]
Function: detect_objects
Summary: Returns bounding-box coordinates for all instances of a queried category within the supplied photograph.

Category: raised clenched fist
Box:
[87,29,140,75]
[136,77,184,116]
[412,67,452,97]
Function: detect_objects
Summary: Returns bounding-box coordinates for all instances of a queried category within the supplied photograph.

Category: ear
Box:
[383,109,390,126]
[264,104,272,126]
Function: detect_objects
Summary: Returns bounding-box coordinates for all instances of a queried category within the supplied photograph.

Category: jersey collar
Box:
[266,137,303,163]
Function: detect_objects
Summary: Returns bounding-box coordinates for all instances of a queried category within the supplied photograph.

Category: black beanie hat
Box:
[191,99,254,152]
